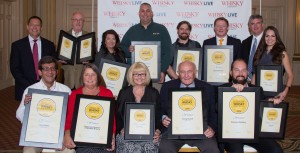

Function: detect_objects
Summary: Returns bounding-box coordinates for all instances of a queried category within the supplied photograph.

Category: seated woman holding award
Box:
[63,63,116,153]
[116,62,161,153]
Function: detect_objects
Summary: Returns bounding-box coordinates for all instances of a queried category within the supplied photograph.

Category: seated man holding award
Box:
[220,58,283,153]
[159,61,219,153]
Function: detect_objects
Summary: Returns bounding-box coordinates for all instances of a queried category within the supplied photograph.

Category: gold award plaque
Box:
[267,109,278,121]
[212,51,225,64]
[178,95,196,111]
[83,40,90,49]
[181,53,195,62]
[64,39,71,49]
[134,110,146,122]
[106,67,120,81]
[229,95,249,114]
[139,47,153,61]
[85,103,104,120]
[264,71,274,81]
[37,98,56,117]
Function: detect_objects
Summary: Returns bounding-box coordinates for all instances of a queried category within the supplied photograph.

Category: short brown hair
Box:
[80,63,106,87]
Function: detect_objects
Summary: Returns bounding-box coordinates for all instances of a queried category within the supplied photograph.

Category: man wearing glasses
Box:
[16,56,73,153]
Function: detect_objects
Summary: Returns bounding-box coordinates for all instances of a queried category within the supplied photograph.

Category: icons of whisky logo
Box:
[83,40,90,48]
[264,71,274,81]
[134,110,146,122]
[85,103,103,120]
[229,95,249,114]
[212,51,225,64]
[64,39,71,48]
[37,98,56,117]
[181,53,195,62]
[178,95,196,111]
[106,67,120,81]
[139,47,153,61]
[267,109,278,121]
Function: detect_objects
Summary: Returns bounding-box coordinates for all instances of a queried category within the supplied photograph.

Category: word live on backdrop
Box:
[97,0,251,47]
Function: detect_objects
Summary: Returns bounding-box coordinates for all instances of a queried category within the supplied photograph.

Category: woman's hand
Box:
[24,95,32,105]
[107,134,115,151]
[153,129,161,144]
[63,131,76,149]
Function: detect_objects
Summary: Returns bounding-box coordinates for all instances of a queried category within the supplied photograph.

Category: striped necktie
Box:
[248,38,257,79]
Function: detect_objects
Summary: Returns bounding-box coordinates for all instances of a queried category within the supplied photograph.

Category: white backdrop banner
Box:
[98,0,251,49]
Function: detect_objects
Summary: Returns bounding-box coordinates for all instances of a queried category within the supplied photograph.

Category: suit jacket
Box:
[241,35,253,63]
[160,79,218,132]
[116,86,162,134]
[10,36,55,100]
[202,36,242,60]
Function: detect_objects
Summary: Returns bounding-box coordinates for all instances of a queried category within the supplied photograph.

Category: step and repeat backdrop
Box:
[98,0,251,47]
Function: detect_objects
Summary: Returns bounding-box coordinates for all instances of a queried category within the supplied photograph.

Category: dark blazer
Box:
[240,35,253,63]
[160,79,218,132]
[93,47,126,67]
[116,85,162,134]
[10,36,55,100]
[203,36,242,60]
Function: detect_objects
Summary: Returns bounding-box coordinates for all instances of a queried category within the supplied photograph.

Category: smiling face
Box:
[71,12,84,33]
[177,23,191,41]
[178,61,197,86]
[230,60,248,85]
[132,70,147,86]
[265,29,276,49]
[38,63,57,86]
[249,18,264,36]
[139,4,153,26]
[83,68,98,87]
[214,19,228,38]
[105,34,116,52]
[27,18,42,39]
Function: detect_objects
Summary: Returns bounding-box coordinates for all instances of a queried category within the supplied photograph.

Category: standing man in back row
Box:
[120,2,172,90]
[240,15,264,81]
[60,12,88,89]
[10,16,55,101]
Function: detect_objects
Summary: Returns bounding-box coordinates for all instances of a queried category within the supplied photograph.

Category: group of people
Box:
[11,2,294,153]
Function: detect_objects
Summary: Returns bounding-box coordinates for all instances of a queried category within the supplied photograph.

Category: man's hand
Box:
[106,134,115,151]
[162,116,171,128]
[204,126,215,138]
[63,131,76,149]
[24,95,32,105]
[129,45,135,52]
[231,84,245,92]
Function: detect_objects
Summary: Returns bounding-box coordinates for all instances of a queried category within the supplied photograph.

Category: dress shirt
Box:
[16,80,71,123]
[180,82,195,88]
[216,36,228,45]
[28,35,41,60]
[72,30,83,37]
[249,32,263,57]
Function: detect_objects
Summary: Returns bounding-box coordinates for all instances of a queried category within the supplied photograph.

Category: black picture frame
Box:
[76,32,96,64]
[255,65,284,97]
[98,58,129,97]
[218,87,260,143]
[173,47,203,80]
[168,88,208,139]
[124,102,155,141]
[131,41,161,82]
[19,88,69,149]
[70,94,115,148]
[204,45,233,85]
[259,100,289,139]
[57,30,77,65]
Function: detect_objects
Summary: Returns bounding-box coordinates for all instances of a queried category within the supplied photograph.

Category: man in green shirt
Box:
[120,2,172,87]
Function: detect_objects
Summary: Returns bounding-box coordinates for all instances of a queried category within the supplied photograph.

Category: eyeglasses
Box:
[42,67,57,72]
[72,18,84,22]
[133,73,146,77]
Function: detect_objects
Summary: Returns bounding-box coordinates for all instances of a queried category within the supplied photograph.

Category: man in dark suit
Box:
[10,16,55,101]
[240,15,264,80]
[159,61,219,153]
[203,17,242,60]
[220,58,283,153]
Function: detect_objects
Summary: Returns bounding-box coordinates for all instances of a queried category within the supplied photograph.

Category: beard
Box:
[232,76,247,85]
[179,33,189,40]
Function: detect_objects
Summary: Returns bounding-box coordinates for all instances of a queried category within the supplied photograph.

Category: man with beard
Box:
[219,58,283,153]
[167,21,202,79]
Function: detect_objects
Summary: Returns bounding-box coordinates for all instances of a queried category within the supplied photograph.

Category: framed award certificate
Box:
[255,65,283,97]
[57,30,77,65]
[218,87,260,143]
[71,95,115,148]
[131,41,161,82]
[19,89,69,149]
[259,101,288,139]
[204,45,233,85]
[76,32,96,64]
[98,59,129,97]
[173,47,203,79]
[168,88,207,139]
[124,103,155,140]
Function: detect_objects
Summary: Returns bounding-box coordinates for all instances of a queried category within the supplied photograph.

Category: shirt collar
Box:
[72,30,82,37]
[40,79,57,91]
[253,32,263,41]
[180,81,195,88]
[28,35,40,41]
[216,35,228,41]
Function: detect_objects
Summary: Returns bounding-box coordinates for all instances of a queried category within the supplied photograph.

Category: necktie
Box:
[33,39,39,80]
[219,38,224,45]
[248,38,257,79]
